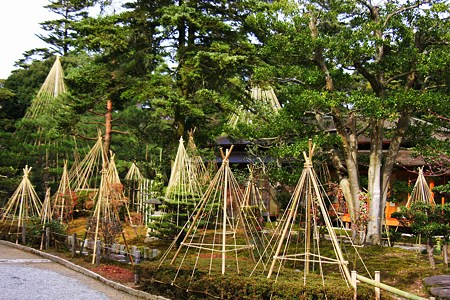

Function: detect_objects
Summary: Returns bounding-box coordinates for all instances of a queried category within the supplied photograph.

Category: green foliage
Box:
[3,59,54,120]
[22,217,68,248]
[392,203,450,239]
[38,0,96,56]
[388,181,412,203]
[138,263,365,300]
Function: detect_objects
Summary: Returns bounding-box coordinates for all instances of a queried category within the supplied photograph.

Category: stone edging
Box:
[0,240,169,300]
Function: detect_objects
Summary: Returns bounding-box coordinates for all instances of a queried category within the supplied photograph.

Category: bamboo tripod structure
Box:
[0,166,42,243]
[69,133,107,192]
[52,161,76,223]
[405,167,436,246]
[239,165,274,266]
[89,151,137,264]
[164,137,205,227]
[252,142,352,286]
[124,162,144,213]
[159,146,260,283]
[406,167,435,208]
[186,129,210,186]
[40,188,52,250]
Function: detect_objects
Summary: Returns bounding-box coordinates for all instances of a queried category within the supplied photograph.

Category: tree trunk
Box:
[427,237,436,269]
[332,111,361,240]
[104,99,113,158]
[367,120,384,245]
[379,110,412,235]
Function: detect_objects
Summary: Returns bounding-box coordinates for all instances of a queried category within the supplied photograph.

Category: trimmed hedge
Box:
[136,263,374,299]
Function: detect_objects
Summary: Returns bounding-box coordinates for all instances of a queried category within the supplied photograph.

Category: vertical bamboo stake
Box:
[304,172,312,276]
[92,172,104,264]
[222,150,229,275]
[311,169,352,283]
[267,170,307,278]
[72,233,77,257]
[16,175,26,244]
[122,231,134,266]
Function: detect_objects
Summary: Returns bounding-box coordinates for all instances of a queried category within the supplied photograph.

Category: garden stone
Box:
[423,275,450,299]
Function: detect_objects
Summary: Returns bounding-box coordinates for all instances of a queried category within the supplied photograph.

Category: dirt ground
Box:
[89,264,135,284]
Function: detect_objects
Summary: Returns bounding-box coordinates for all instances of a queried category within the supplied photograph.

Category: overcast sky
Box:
[0,0,55,79]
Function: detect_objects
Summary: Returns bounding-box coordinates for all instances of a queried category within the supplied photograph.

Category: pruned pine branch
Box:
[71,133,98,141]
[111,129,129,135]
[88,109,104,116]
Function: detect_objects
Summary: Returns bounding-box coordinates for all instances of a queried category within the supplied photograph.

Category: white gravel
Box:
[0,265,109,300]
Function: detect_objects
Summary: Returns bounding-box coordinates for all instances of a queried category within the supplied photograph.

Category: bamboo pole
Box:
[222,150,229,275]
[91,171,105,264]
[355,273,427,300]
[305,161,312,276]
[267,169,307,278]
[311,165,352,283]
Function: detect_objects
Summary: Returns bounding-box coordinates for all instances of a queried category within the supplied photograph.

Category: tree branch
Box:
[71,133,98,141]
[383,0,431,28]
[356,121,371,136]
[88,109,104,117]
[386,71,414,85]
[353,61,382,95]
[111,129,130,135]
[84,121,105,126]
[276,77,306,85]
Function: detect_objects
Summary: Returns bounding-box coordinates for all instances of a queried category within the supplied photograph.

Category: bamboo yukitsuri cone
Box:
[52,161,76,223]
[1,166,42,243]
[158,146,268,287]
[148,137,205,239]
[251,142,370,289]
[406,167,436,208]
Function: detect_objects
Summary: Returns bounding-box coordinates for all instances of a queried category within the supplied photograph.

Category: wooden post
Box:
[351,271,357,300]
[21,224,26,245]
[95,240,101,266]
[122,231,134,267]
[375,271,381,300]
[45,227,50,250]
[135,250,141,264]
[72,233,77,257]
[79,230,89,257]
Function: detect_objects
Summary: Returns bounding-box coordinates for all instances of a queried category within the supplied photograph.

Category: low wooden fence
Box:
[4,224,158,268]
[351,271,435,300]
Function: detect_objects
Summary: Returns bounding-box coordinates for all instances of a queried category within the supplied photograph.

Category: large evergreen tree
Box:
[38,0,100,55]
[60,0,261,161]
[243,0,449,243]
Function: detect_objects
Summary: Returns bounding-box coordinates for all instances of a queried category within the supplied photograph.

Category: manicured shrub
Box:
[136,263,374,299]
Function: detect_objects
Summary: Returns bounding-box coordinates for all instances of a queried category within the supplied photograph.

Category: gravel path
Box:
[0,264,109,300]
[0,241,166,300]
